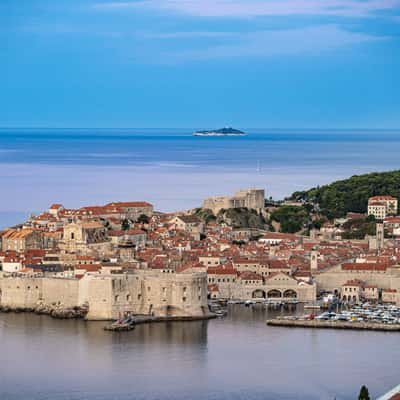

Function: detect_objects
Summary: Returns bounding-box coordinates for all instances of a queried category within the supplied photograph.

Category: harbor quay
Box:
[266,318,400,331]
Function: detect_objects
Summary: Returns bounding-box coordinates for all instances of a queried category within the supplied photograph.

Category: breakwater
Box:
[266,318,400,331]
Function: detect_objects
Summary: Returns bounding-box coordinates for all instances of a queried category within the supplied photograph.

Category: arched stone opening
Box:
[283,289,297,298]
[267,289,282,298]
[252,289,266,299]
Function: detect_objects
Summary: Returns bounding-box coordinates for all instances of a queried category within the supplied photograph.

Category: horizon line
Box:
[1,127,400,131]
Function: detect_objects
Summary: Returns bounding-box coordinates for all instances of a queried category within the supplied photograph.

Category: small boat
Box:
[104,315,136,332]
[214,309,228,318]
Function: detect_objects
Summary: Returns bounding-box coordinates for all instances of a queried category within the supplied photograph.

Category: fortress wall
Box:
[1,270,210,320]
[315,271,400,292]
[85,271,210,320]
[42,278,80,308]
[85,277,114,320]
[0,277,42,309]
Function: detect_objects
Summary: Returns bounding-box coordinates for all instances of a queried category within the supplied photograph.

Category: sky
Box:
[1,0,400,129]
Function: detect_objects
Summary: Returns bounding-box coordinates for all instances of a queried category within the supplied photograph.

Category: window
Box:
[115,295,119,302]
[138,294,142,300]
[182,297,186,302]
[71,232,75,240]
[126,294,131,301]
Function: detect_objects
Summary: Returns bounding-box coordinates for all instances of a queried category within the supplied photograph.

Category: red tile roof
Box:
[342,263,387,271]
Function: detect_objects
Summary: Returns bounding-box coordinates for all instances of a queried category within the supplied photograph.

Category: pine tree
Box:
[358,385,370,400]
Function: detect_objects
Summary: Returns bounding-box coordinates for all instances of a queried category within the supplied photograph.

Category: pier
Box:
[266,318,400,331]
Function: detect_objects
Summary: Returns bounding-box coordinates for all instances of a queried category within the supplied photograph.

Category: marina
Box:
[267,303,400,331]
[266,319,400,331]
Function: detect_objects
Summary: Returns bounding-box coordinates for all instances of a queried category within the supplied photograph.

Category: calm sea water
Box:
[0,305,398,400]
[1,128,400,227]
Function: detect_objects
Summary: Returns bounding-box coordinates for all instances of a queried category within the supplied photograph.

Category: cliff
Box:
[193,207,266,229]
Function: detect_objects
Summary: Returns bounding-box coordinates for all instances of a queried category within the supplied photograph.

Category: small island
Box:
[193,127,246,136]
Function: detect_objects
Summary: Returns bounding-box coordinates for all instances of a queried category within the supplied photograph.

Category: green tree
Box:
[358,385,370,400]
[121,219,130,231]
[290,170,400,219]
[270,205,311,233]
[137,214,150,224]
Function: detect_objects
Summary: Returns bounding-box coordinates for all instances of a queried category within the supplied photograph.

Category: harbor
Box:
[267,303,400,331]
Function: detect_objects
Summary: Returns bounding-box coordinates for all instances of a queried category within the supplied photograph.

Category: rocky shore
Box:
[0,303,88,319]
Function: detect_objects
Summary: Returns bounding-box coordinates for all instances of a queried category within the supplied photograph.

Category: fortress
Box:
[0,269,211,320]
[202,189,265,214]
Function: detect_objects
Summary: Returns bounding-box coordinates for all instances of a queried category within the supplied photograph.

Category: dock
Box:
[266,318,400,331]
[104,313,216,331]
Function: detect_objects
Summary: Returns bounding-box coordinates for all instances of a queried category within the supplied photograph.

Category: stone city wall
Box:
[0,270,210,320]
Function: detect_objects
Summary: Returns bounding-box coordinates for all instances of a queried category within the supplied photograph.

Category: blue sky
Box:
[1,0,400,128]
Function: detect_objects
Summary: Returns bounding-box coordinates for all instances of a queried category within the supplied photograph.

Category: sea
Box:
[1,128,400,228]
[1,129,400,399]
[0,305,398,400]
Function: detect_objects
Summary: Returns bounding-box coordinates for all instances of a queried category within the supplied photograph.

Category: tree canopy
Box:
[358,385,370,400]
[270,205,310,233]
[290,170,400,219]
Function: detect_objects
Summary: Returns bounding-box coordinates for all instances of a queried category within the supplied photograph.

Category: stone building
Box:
[341,280,364,303]
[207,269,316,302]
[315,262,400,304]
[108,229,147,248]
[382,289,398,304]
[60,222,109,253]
[170,215,204,239]
[0,269,210,320]
[106,201,154,219]
[1,229,43,252]
[368,195,398,219]
[203,189,265,214]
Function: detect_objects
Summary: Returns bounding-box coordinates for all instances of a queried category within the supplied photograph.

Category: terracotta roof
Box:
[260,232,299,240]
[239,271,263,280]
[81,222,104,229]
[2,229,36,239]
[106,201,153,208]
[49,204,63,210]
[343,279,364,287]
[207,266,237,275]
[176,215,201,224]
[342,262,387,271]
[369,195,396,201]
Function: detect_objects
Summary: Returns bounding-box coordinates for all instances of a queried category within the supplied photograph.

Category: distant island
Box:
[193,127,246,136]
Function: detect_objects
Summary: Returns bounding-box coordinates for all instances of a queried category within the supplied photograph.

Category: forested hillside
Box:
[290,170,400,219]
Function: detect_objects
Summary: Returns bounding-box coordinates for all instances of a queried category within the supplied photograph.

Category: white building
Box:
[368,196,397,219]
